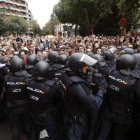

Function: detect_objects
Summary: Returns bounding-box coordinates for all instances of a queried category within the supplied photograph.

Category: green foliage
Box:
[42,21,51,36]
[53,0,140,36]
[7,16,29,34]
[0,14,10,35]
[53,16,60,25]
[0,14,29,35]
[30,20,42,35]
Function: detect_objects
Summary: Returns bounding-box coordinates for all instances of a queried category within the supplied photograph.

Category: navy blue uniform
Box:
[97,69,140,140]
[3,72,31,140]
[58,70,104,140]
[0,64,11,124]
[26,78,59,140]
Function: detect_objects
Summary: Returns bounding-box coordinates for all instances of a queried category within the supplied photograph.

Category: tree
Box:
[53,0,140,35]
[0,14,10,35]
[42,21,51,36]
[8,16,28,34]
[30,20,42,35]
[53,16,60,25]
[54,0,113,36]
[118,0,140,29]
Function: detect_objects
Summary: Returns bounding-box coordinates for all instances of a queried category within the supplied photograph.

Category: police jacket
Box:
[26,78,59,115]
[98,64,114,78]
[0,64,11,77]
[25,67,34,76]
[58,70,104,117]
[106,69,140,115]
[51,63,65,79]
[106,59,116,67]
[3,71,32,108]
[0,64,10,95]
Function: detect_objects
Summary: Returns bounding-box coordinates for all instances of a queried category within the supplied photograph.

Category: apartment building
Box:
[0,0,33,21]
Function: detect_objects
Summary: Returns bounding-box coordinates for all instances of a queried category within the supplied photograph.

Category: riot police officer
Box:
[132,53,140,139]
[58,53,108,140]
[51,54,69,78]
[96,54,140,140]
[133,53,140,73]
[25,55,39,75]
[94,54,113,78]
[0,56,10,124]
[26,61,59,140]
[124,48,135,55]
[86,54,108,139]
[3,57,31,140]
[103,49,116,67]
[48,51,59,66]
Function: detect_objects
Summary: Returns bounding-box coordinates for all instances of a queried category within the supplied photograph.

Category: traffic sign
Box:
[91,24,94,30]
[119,18,126,27]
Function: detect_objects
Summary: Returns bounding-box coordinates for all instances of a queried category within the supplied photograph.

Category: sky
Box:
[28,0,59,28]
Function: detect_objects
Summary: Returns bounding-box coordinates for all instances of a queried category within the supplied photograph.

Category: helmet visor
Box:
[80,54,98,67]
[108,47,117,54]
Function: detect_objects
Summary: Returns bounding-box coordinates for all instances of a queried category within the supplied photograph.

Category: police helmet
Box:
[68,53,98,74]
[133,53,140,67]
[34,61,50,79]
[103,51,114,61]
[57,54,69,65]
[108,47,117,54]
[93,54,106,67]
[26,55,39,69]
[124,48,135,55]
[48,51,59,62]
[9,55,19,63]
[10,58,25,73]
[65,61,69,68]
[116,54,136,70]
[93,54,104,62]
[0,56,9,64]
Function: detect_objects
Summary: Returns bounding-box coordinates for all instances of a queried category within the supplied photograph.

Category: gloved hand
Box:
[98,78,108,92]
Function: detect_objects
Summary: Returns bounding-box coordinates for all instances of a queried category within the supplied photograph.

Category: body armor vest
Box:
[107,70,136,115]
[59,72,93,117]
[27,79,55,114]
[5,74,31,107]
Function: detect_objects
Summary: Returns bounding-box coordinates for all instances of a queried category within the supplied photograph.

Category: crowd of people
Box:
[0,30,139,61]
[0,30,140,140]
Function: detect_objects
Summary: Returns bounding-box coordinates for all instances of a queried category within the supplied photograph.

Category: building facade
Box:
[55,23,80,37]
[0,0,33,21]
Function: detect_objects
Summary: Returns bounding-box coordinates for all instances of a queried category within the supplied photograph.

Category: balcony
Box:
[20,9,27,13]
[0,5,24,12]
[0,0,27,8]
[22,14,28,18]
[1,11,28,19]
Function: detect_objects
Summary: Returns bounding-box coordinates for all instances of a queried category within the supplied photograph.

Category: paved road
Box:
[0,119,49,140]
